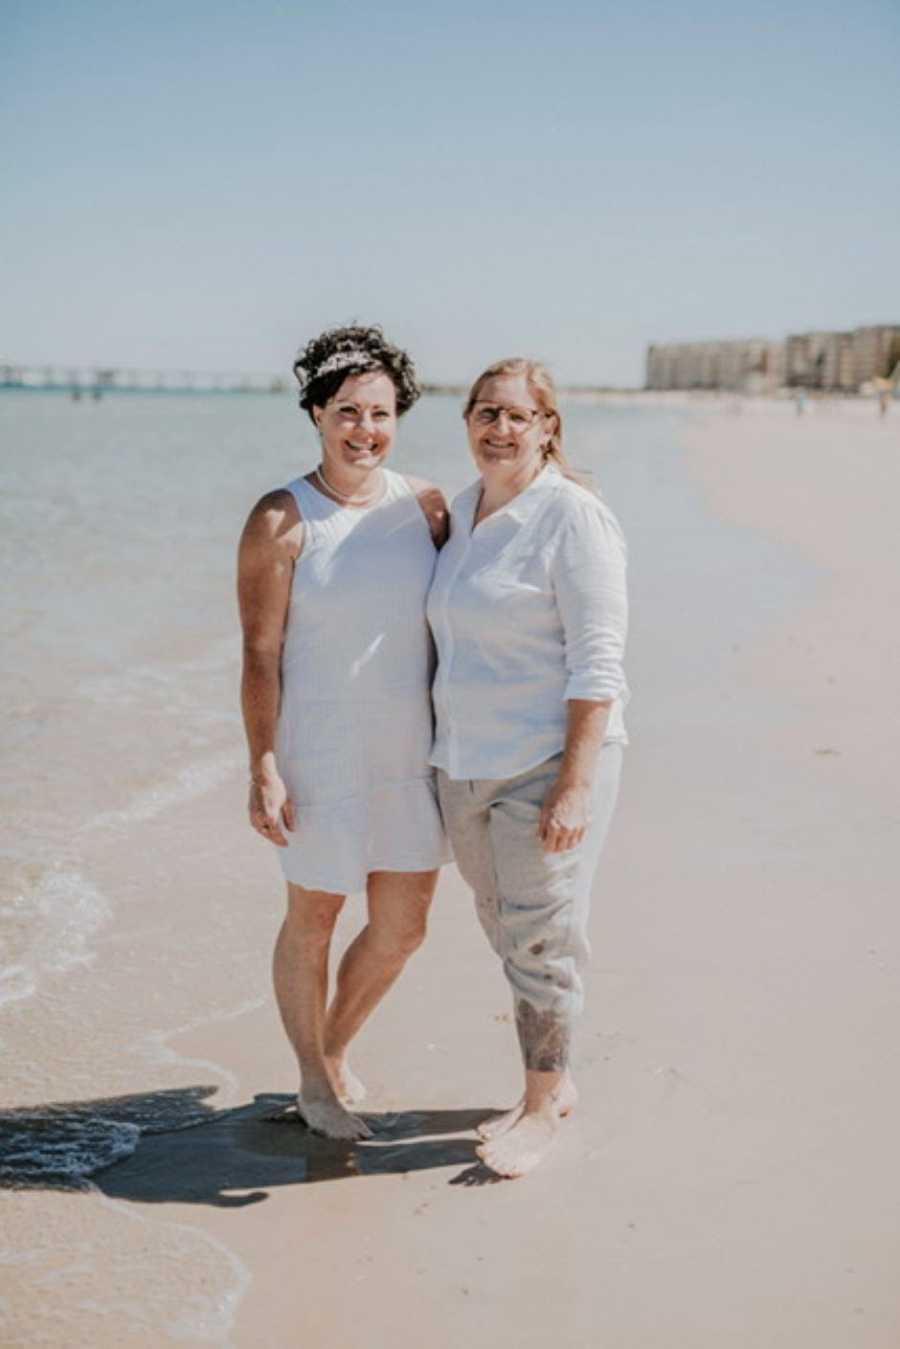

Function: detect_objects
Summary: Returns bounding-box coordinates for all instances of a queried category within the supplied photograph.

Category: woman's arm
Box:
[540,495,628,853]
[538,698,612,852]
[237,489,302,846]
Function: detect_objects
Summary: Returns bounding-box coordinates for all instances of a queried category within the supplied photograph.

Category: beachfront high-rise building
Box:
[850,326,900,385]
[785,331,849,389]
[646,324,900,392]
[645,338,782,393]
[820,332,856,391]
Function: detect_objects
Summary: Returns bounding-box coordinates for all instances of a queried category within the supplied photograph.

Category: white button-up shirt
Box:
[427,464,629,781]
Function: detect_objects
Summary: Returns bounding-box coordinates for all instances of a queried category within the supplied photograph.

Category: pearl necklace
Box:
[314,464,386,508]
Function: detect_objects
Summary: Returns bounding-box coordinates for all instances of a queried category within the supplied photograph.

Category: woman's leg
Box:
[322,868,439,1100]
[273,881,371,1140]
[478,746,623,1176]
[438,767,576,1150]
[436,772,503,952]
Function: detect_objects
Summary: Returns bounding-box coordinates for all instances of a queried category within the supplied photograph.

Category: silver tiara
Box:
[310,349,375,382]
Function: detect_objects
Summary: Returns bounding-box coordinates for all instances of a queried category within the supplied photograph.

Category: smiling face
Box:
[313,370,398,475]
[465,372,548,482]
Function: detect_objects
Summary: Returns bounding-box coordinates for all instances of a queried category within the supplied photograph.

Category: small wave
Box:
[0,1085,223,1191]
[76,637,239,706]
[0,871,111,1010]
[0,964,36,1008]
[143,996,266,1103]
[37,871,111,973]
[0,1115,140,1188]
[85,748,242,831]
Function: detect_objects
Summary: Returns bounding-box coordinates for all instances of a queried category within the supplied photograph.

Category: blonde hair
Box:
[464,357,583,481]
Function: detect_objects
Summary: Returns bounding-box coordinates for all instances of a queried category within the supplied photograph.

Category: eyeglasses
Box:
[470,402,544,431]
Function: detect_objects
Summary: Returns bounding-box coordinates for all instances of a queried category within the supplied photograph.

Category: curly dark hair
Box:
[292,324,421,421]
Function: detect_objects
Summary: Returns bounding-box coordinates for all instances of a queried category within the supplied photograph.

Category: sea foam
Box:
[0,870,111,1009]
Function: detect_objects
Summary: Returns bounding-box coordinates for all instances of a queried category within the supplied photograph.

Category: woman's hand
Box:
[248,772,296,847]
[538,778,592,854]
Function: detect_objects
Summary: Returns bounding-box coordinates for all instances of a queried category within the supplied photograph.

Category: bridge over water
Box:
[1,364,288,395]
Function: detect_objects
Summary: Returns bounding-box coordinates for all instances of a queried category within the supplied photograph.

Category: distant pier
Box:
[0,364,289,396]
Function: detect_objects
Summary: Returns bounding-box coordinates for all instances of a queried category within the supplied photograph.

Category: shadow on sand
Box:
[0,1087,503,1204]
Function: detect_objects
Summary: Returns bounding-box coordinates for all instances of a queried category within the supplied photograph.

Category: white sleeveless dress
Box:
[275,470,449,893]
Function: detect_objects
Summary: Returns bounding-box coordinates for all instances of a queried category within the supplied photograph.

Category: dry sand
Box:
[5,398,900,1347]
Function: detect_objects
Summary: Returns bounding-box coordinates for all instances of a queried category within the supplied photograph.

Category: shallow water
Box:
[0,389,819,1342]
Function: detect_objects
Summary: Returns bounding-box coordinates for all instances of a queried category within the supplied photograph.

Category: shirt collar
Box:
[461,463,562,532]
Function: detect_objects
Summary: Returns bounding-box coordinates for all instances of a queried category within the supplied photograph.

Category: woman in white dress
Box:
[238,326,448,1140]
[428,358,629,1177]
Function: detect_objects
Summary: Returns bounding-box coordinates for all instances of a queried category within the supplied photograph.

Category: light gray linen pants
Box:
[437,744,622,1071]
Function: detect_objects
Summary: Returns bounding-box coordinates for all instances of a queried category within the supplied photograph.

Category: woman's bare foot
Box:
[477,1073,578,1140]
[296,1092,372,1141]
[477,1103,562,1177]
[324,1056,367,1108]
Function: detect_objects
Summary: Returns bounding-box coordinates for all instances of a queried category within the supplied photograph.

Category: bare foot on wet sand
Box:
[296,1093,372,1141]
[324,1056,367,1108]
[477,1074,578,1141]
[477,1104,563,1178]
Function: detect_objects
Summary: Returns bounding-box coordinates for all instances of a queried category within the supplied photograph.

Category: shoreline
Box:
[2,384,895,408]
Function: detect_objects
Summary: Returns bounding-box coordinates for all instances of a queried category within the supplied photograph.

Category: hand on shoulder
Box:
[404,474,449,548]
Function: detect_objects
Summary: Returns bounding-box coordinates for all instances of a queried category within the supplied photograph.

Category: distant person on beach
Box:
[237,325,449,1140]
[427,358,629,1177]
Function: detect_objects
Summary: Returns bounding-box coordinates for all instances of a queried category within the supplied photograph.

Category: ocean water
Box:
[0,389,819,1343]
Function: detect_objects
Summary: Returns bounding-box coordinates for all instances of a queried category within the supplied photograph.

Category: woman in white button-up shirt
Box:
[427,358,628,1178]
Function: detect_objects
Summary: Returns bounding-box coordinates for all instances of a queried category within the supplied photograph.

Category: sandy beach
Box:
[3,395,899,1347]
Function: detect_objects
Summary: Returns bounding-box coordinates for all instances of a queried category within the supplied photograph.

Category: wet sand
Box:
[5,397,900,1346]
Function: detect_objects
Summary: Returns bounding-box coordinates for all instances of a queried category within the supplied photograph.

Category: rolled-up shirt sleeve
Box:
[552,496,629,704]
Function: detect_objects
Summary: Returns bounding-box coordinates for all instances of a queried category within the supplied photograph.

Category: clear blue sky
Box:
[4,0,898,385]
